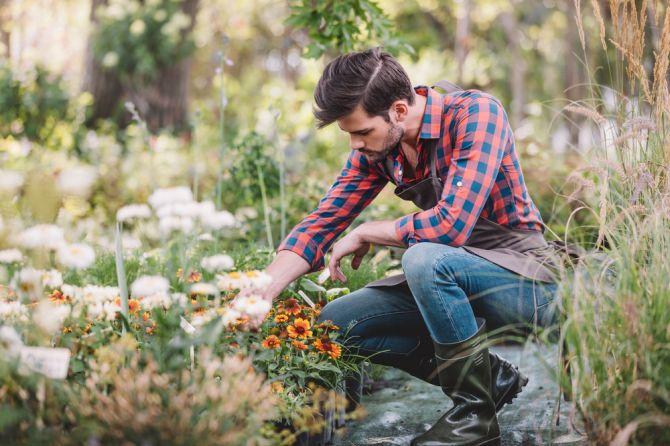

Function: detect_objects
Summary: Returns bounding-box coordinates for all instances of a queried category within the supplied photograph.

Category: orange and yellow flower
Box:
[274,313,289,323]
[128,299,141,314]
[314,337,342,360]
[188,271,202,283]
[287,318,312,339]
[49,289,69,304]
[292,340,308,351]
[271,381,284,393]
[282,298,302,316]
[262,335,281,349]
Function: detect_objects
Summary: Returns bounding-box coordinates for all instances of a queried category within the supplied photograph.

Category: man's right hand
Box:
[262,250,311,302]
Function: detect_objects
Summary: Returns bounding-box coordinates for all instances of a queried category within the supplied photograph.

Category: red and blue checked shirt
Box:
[278,86,545,272]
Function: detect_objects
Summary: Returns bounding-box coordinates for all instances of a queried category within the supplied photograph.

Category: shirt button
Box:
[456,181,463,187]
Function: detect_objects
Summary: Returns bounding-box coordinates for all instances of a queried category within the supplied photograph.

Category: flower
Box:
[189,282,218,296]
[201,254,234,272]
[131,275,169,298]
[0,325,23,358]
[57,243,96,269]
[270,381,284,393]
[291,340,308,351]
[274,313,289,323]
[116,204,152,222]
[101,51,119,68]
[201,210,237,230]
[262,335,281,349]
[128,298,141,314]
[41,269,63,289]
[33,301,71,334]
[159,216,194,235]
[129,19,146,35]
[18,224,65,250]
[148,186,193,210]
[314,337,342,360]
[0,170,24,195]
[0,249,23,264]
[56,165,98,197]
[220,308,242,326]
[282,298,301,316]
[216,270,272,292]
[0,301,29,323]
[287,318,312,339]
[232,295,271,319]
[49,289,69,304]
[188,271,201,283]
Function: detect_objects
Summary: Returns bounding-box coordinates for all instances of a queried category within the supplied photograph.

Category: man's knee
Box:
[401,242,463,282]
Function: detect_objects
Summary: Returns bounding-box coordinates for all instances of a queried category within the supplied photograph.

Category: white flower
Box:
[0,170,24,195]
[216,270,272,292]
[232,294,271,319]
[201,210,237,230]
[41,269,63,289]
[148,186,193,210]
[0,249,23,264]
[13,268,43,298]
[19,224,65,250]
[131,275,169,298]
[235,207,258,221]
[57,243,96,269]
[197,232,214,242]
[116,204,152,222]
[190,309,217,328]
[201,254,234,272]
[102,52,119,68]
[56,165,98,197]
[140,292,172,310]
[171,292,188,307]
[0,325,23,358]
[159,216,194,235]
[33,301,70,334]
[0,301,29,323]
[189,282,219,296]
[129,19,146,35]
[221,307,242,325]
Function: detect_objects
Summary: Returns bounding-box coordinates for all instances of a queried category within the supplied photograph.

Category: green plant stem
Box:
[256,163,274,248]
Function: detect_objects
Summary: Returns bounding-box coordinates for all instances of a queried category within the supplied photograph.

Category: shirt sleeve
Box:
[394,94,509,247]
[278,150,388,272]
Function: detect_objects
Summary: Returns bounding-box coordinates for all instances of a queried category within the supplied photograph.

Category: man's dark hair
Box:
[313,47,415,128]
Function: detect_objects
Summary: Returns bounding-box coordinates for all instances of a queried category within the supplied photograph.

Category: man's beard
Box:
[364,123,404,163]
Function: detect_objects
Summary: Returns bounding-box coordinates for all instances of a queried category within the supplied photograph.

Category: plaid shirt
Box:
[278,86,545,272]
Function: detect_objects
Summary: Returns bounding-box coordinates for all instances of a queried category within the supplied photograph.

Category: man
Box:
[263,48,559,446]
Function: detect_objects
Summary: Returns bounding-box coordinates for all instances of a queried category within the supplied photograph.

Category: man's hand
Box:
[328,228,370,282]
[263,250,311,302]
[328,221,406,283]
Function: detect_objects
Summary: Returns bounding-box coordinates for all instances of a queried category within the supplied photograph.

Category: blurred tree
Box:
[83,0,199,132]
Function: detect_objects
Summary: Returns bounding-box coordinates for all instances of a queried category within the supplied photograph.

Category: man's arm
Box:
[265,150,387,299]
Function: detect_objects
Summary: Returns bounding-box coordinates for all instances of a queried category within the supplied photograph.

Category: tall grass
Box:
[560,1,670,444]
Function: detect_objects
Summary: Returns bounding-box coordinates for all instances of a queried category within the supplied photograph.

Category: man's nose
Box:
[350,136,364,150]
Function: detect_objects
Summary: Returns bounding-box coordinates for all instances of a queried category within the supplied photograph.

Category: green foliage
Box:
[285,0,414,58]
[0,64,88,148]
[92,0,195,83]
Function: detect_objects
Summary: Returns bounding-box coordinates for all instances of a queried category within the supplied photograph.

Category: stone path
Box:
[333,343,587,446]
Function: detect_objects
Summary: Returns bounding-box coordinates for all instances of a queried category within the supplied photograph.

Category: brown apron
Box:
[366,82,562,288]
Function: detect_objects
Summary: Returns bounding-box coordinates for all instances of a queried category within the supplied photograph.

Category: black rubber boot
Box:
[410,319,501,446]
[408,347,528,412]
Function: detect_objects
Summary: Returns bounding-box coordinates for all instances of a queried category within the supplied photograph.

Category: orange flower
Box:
[262,335,281,349]
[188,271,202,283]
[287,318,312,339]
[292,340,308,351]
[49,289,69,304]
[274,313,289,323]
[314,337,342,360]
[283,298,301,316]
[142,311,151,321]
[271,381,284,393]
[176,268,184,279]
[128,299,141,314]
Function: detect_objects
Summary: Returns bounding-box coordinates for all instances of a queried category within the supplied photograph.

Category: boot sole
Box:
[478,437,501,446]
[495,369,529,412]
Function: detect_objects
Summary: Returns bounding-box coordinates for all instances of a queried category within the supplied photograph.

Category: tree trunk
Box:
[454,0,471,85]
[562,0,586,148]
[83,0,199,132]
[499,11,526,129]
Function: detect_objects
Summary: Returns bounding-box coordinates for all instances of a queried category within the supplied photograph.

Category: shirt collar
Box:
[415,86,443,140]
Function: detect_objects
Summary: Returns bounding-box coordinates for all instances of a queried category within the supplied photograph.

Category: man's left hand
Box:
[328,228,370,282]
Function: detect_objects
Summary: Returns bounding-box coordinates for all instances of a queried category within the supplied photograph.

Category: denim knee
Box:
[401,243,464,290]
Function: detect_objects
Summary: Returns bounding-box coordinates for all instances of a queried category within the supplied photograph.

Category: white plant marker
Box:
[297,290,316,308]
[114,222,129,332]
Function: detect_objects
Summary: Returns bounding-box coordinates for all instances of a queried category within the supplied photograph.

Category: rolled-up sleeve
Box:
[394,95,509,246]
[278,150,387,272]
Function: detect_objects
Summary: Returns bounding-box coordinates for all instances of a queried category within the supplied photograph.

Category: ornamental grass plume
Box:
[72,348,279,445]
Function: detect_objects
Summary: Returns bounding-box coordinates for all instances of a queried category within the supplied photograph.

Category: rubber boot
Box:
[410,319,501,446]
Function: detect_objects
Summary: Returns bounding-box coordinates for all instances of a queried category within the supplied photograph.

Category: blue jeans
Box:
[318,243,559,372]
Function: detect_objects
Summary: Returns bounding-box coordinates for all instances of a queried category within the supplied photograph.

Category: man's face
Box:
[337,104,404,163]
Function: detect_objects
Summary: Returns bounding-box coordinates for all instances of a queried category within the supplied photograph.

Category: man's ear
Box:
[391,100,409,122]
